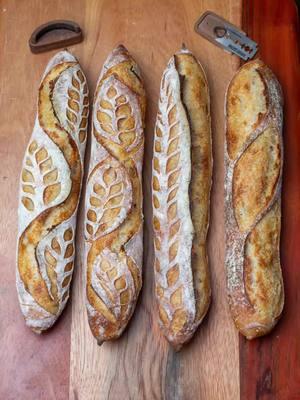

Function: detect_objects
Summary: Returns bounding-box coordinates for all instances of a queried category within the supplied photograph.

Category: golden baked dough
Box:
[225,60,284,339]
[17,51,89,332]
[85,45,146,344]
[152,48,212,350]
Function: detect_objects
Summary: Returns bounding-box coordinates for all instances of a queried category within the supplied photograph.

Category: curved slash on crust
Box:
[18,62,82,316]
[225,60,284,339]
[85,45,145,343]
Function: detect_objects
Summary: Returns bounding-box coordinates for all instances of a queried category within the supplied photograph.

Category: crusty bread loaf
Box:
[85,45,146,344]
[152,48,212,350]
[17,51,89,333]
[225,59,284,339]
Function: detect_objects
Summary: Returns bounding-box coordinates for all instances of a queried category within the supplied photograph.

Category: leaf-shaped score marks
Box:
[20,140,61,211]
[85,157,132,240]
[152,83,181,262]
[152,59,197,336]
[52,66,89,144]
[66,69,89,143]
[91,248,139,323]
[94,75,142,152]
[42,227,75,304]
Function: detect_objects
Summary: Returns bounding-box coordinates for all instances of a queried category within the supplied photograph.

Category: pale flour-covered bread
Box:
[85,45,146,344]
[17,51,89,333]
[152,48,212,350]
[225,60,284,339]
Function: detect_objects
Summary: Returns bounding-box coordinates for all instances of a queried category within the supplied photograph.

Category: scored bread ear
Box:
[152,48,212,350]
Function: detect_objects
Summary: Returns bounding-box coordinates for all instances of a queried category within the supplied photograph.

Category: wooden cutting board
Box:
[0,1,299,399]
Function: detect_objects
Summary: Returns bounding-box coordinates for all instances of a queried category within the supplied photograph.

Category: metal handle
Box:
[29,20,83,54]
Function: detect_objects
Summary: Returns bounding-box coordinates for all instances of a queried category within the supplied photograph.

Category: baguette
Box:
[85,45,146,344]
[16,51,89,332]
[225,60,284,339]
[152,48,212,350]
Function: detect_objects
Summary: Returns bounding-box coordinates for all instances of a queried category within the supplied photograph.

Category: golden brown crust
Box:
[175,52,212,326]
[225,60,284,339]
[152,49,212,349]
[244,201,283,333]
[226,61,268,160]
[17,51,89,332]
[85,45,146,344]
[233,126,281,232]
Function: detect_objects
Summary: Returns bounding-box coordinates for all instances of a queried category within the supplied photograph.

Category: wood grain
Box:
[0,1,78,399]
[240,1,300,399]
[69,1,240,399]
[0,1,241,399]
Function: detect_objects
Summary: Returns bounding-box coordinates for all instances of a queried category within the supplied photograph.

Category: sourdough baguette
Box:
[225,60,284,339]
[152,48,212,350]
[85,45,146,344]
[17,51,89,332]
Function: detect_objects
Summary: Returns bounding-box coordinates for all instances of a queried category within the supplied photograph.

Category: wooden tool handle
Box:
[29,20,83,54]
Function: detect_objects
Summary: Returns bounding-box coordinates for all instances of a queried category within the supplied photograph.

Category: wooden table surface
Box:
[0,1,299,399]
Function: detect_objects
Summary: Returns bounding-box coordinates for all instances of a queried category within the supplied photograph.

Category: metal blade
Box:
[195,11,258,61]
